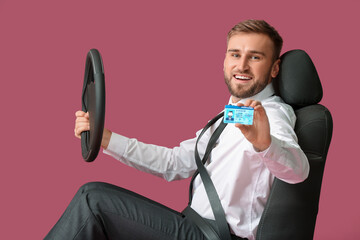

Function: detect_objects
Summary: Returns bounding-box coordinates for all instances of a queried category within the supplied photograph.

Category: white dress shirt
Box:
[103,83,309,239]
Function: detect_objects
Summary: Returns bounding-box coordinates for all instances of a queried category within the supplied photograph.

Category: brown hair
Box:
[227,19,283,61]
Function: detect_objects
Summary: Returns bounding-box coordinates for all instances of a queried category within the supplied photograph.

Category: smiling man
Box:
[45,20,309,240]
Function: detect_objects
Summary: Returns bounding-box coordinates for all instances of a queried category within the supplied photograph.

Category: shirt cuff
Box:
[103,132,129,158]
[259,135,309,183]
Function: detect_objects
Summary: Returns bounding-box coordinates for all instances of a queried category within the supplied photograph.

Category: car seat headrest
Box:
[273,50,323,109]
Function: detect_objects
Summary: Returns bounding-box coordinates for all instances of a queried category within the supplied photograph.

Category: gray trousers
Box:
[44,182,245,240]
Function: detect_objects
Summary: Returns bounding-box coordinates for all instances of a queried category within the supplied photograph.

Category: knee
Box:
[75,182,112,211]
[77,182,123,204]
[78,181,113,194]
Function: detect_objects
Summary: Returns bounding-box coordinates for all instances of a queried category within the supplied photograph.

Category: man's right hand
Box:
[74,111,90,139]
[74,110,112,150]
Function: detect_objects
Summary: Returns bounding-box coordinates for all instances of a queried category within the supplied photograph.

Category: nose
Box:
[236,57,249,72]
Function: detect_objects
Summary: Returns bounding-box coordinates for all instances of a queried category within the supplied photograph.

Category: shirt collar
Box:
[228,82,275,105]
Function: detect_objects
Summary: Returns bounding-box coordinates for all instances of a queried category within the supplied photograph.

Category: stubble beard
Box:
[224,72,271,99]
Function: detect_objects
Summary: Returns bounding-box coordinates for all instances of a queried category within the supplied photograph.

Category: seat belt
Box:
[182,112,232,240]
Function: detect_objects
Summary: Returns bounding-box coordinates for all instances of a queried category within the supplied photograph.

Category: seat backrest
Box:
[256,50,333,240]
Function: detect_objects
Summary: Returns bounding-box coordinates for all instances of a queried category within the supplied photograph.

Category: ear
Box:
[271,59,281,78]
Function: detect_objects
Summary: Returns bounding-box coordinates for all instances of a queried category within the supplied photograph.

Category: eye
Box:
[251,55,260,60]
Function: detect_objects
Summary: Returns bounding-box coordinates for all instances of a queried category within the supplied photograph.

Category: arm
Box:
[103,133,202,181]
[235,100,309,184]
[74,110,214,181]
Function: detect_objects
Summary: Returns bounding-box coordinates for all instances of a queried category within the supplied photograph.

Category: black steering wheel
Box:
[81,49,105,162]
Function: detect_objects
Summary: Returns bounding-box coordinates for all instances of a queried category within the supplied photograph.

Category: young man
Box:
[46,20,309,240]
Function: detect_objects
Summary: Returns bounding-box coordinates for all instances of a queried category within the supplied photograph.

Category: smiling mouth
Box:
[233,75,252,81]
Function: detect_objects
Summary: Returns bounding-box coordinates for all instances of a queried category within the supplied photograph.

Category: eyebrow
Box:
[227,49,239,53]
[227,49,266,56]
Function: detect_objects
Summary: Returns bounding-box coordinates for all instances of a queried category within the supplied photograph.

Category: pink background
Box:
[0,0,359,239]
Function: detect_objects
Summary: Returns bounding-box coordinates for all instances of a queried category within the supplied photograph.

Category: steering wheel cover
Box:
[81,49,105,162]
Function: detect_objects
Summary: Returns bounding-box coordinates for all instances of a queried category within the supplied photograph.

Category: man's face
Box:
[223,33,280,103]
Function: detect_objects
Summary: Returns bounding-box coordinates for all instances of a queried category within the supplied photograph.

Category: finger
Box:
[254,104,264,111]
[75,111,89,118]
[75,119,90,129]
[254,104,267,116]
[75,124,90,137]
[249,100,261,108]
[75,120,90,129]
[75,116,90,123]
[242,99,260,107]
[75,111,85,117]
[74,128,81,139]
[236,102,245,107]
[75,124,90,134]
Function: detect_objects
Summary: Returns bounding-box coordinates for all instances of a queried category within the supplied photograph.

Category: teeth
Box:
[235,75,251,80]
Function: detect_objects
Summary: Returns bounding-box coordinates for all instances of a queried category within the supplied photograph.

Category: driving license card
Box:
[223,105,254,125]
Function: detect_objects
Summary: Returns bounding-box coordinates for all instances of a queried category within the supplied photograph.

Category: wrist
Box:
[101,128,112,150]
[254,138,271,152]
